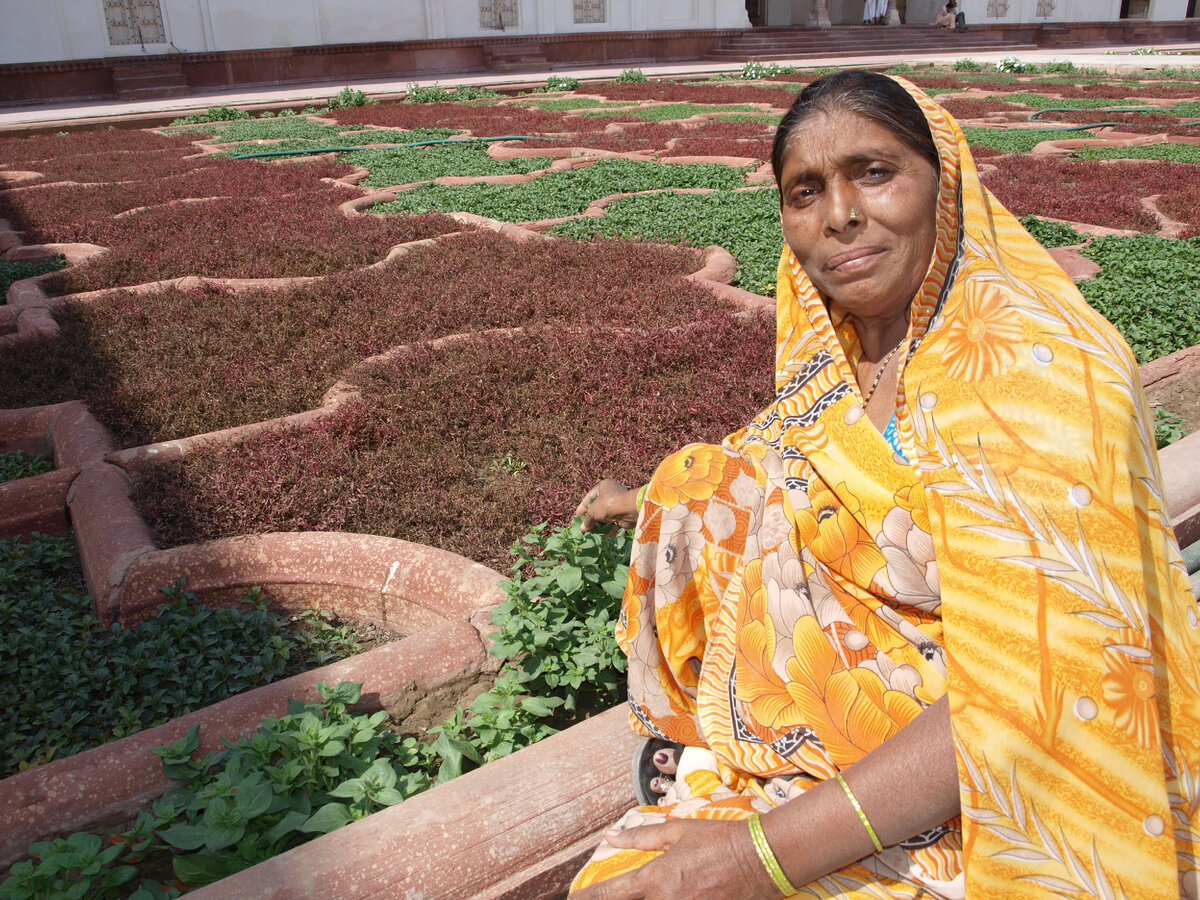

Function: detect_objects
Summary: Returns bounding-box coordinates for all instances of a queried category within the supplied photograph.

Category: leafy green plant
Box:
[1018,215,1086,249]
[953,58,983,72]
[470,518,632,757]
[1079,235,1200,364]
[0,682,424,898]
[0,450,53,483]
[614,68,648,83]
[490,451,528,475]
[1153,406,1187,449]
[995,57,1029,74]
[541,74,580,92]
[0,538,367,779]
[376,157,752,221]
[347,142,553,188]
[548,186,781,295]
[1040,60,1077,74]
[581,102,765,121]
[326,86,377,109]
[0,254,67,296]
[402,82,499,103]
[169,106,251,126]
[1072,143,1200,165]
[962,127,1076,155]
[739,61,797,79]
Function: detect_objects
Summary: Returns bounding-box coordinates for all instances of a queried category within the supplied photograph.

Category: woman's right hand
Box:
[575,480,641,533]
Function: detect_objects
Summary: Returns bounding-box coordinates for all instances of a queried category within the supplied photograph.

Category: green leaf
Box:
[300,802,354,834]
[172,852,236,886]
[157,823,211,851]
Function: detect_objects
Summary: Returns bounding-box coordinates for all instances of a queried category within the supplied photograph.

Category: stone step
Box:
[112,63,188,99]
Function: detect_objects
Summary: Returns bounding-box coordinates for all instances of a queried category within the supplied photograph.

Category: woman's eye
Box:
[865,166,892,180]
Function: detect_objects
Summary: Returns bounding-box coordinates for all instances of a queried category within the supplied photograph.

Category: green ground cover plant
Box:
[548,187,781,295]
[326,87,376,109]
[987,93,1149,110]
[960,127,1078,155]
[0,535,362,780]
[180,117,458,147]
[170,107,251,126]
[1018,215,1086,248]
[582,102,766,121]
[404,83,500,103]
[1078,235,1200,364]
[0,450,53,482]
[514,98,630,111]
[0,255,66,295]
[345,143,554,187]
[1072,144,1200,164]
[375,157,750,221]
[0,518,632,897]
[614,68,647,83]
[1153,406,1187,448]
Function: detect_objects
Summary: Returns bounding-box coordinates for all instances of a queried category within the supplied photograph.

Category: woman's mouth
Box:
[825,247,884,273]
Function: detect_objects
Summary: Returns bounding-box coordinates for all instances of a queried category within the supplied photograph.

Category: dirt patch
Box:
[385,673,495,735]
[1147,367,1200,437]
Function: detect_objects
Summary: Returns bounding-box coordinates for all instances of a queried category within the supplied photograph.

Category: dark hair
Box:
[771,70,940,187]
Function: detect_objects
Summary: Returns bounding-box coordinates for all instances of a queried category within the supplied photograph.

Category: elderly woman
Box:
[569,70,1200,899]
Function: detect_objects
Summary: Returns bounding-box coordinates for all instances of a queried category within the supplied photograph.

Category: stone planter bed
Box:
[2,66,1200,897]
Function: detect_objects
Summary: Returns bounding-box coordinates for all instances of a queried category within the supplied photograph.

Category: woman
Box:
[934,1,956,28]
[570,71,1200,898]
[863,0,887,25]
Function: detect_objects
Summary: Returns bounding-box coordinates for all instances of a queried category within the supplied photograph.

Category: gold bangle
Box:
[635,483,649,514]
[834,772,884,853]
[747,813,799,897]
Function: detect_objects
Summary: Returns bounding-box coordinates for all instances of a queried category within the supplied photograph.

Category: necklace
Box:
[860,342,902,406]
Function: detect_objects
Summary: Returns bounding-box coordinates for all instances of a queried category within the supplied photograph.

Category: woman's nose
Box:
[826,184,861,232]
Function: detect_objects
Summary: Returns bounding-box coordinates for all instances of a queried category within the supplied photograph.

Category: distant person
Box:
[863,0,887,24]
[934,1,956,27]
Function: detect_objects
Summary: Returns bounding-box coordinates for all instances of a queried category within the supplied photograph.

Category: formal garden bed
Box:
[2,59,1200,897]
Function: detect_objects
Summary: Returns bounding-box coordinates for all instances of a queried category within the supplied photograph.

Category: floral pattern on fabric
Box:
[573,76,1200,899]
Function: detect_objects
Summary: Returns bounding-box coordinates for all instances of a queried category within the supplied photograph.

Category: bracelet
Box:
[834,772,884,853]
[747,813,798,897]
[635,483,649,514]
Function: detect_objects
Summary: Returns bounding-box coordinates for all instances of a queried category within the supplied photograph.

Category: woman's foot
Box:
[632,737,682,805]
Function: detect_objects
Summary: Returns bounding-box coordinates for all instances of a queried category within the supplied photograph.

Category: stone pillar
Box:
[885,0,902,23]
[808,0,832,25]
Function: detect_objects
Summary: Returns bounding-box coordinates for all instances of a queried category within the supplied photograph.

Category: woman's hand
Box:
[571,818,779,900]
[575,480,641,533]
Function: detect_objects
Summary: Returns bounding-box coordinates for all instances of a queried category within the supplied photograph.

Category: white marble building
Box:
[0,0,1195,66]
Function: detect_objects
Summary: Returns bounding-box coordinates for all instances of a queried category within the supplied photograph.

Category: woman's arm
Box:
[573,696,958,900]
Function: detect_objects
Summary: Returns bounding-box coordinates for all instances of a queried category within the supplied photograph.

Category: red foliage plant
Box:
[936,97,1037,120]
[979,155,1200,232]
[0,128,198,167]
[1050,109,1200,137]
[0,157,358,241]
[133,311,776,568]
[0,233,717,447]
[38,188,461,293]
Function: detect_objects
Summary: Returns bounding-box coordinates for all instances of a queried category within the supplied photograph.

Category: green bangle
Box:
[747,813,798,897]
[834,772,884,853]
[635,483,649,513]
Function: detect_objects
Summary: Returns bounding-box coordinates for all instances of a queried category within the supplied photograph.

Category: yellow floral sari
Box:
[572,77,1200,898]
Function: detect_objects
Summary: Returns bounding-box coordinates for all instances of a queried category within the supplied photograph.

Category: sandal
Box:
[632,736,682,806]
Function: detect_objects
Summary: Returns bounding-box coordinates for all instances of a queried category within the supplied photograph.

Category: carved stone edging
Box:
[187,705,639,900]
[0,618,493,872]
[1161,431,1200,549]
[0,401,116,540]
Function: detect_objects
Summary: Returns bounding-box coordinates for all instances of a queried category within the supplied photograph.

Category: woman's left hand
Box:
[571,818,780,900]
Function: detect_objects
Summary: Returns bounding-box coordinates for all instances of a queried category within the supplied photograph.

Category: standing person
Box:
[569,69,1200,899]
[863,0,887,24]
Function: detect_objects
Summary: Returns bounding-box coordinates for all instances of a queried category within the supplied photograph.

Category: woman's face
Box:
[777,109,939,328]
